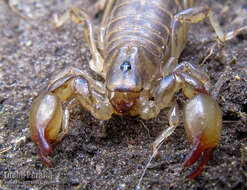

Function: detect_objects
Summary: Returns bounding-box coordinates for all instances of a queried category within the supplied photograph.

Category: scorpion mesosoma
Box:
[30,0,244,178]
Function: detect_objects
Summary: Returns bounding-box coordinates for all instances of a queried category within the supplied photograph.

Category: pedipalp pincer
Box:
[30,0,244,178]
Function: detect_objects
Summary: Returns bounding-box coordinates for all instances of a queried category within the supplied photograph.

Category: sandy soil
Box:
[0,0,246,189]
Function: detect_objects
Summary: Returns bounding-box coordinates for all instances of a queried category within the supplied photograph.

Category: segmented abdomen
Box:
[104,0,180,64]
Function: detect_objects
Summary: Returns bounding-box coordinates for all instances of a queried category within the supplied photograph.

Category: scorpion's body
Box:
[104,0,181,75]
[102,0,194,116]
[105,0,189,61]
[30,0,225,179]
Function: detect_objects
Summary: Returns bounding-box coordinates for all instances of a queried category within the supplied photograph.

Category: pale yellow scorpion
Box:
[29,0,243,178]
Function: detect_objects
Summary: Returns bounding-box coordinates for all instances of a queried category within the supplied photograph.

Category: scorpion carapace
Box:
[30,0,246,179]
[106,46,144,113]
[106,47,143,92]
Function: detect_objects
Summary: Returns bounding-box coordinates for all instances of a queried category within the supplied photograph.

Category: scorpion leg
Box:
[30,68,113,165]
[171,6,211,58]
[208,12,247,42]
[97,0,115,54]
[54,8,105,76]
[69,8,105,76]
[172,5,247,46]
[152,100,179,152]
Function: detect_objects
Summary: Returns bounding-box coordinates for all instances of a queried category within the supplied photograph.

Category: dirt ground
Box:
[0,0,246,189]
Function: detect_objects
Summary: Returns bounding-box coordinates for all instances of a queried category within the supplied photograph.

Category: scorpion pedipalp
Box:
[30,92,63,165]
[183,94,222,178]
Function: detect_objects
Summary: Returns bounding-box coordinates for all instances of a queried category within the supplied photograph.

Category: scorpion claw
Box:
[185,146,214,179]
[184,138,215,178]
[36,143,53,166]
[184,94,222,178]
[184,140,203,167]
[30,92,63,165]
[36,128,52,156]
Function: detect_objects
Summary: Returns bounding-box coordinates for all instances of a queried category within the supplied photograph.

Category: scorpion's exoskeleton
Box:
[30,0,244,178]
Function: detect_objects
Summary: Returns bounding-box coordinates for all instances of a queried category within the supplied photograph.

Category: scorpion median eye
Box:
[120,61,131,72]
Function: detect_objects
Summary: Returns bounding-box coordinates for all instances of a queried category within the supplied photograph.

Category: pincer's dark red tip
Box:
[184,142,215,179]
[36,144,53,166]
[37,128,52,155]
[184,140,202,167]
[35,128,53,166]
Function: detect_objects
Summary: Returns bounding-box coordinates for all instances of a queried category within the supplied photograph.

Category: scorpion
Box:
[29,0,245,178]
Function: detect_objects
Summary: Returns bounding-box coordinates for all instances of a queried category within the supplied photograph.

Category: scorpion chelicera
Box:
[30,0,244,178]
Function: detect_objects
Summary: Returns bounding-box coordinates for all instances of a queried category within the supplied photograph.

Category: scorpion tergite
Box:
[30,0,246,178]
